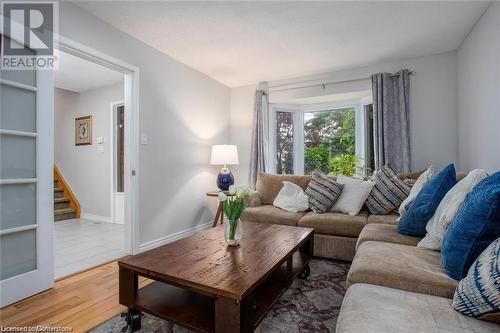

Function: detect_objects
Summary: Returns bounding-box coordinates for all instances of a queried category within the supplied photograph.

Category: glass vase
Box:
[224,218,241,246]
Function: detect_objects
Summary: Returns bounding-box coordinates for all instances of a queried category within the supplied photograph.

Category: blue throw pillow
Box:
[442,171,500,280]
[398,164,456,237]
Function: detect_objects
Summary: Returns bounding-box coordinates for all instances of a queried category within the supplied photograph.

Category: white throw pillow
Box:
[331,175,375,216]
[273,181,309,213]
[417,169,489,250]
[399,165,435,215]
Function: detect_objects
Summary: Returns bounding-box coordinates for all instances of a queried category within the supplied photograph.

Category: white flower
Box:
[236,185,252,200]
[218,192,228,202]
[228,185,237,195]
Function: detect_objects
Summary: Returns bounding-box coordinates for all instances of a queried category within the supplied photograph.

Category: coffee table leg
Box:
[215,296,252,333]
[119,267,142,331]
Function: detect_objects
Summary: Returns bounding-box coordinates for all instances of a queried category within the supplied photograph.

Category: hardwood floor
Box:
[0,261,151,332]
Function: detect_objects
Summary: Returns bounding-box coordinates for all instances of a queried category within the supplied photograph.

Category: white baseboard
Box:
[80,213,113,223]
[139,221,212,253]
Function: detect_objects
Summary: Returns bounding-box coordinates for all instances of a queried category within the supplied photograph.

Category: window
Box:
[271,102,373,176]
[275,111,294,174]
[304,108,355,175]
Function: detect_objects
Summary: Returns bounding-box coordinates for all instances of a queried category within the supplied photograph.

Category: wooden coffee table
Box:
[118,222,314,332]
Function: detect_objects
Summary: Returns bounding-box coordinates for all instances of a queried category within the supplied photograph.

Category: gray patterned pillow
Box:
[305,171,344,213]
[365,164,411,215]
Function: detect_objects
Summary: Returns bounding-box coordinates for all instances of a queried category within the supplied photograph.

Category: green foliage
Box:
[223,198,246,221]
[276,112,294,174]
[305,145,330,174]
[328,154,359,177]
[304,108,357,175]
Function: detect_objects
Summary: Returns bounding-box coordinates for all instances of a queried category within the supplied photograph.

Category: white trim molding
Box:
[138,221,213,253]
[80,213,112,224]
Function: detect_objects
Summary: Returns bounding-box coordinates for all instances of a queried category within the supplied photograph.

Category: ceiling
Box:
[54,50,123,93]
[74,1,489,87]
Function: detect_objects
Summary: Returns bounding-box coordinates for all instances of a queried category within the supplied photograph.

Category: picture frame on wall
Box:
[75,116,92,146]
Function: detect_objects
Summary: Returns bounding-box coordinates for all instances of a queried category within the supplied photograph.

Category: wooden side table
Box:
[206,191,235,228]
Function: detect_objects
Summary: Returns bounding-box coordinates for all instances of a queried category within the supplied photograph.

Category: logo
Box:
[1,1,58,70]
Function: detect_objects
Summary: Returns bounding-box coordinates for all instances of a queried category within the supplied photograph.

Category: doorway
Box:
[53,49,128,278]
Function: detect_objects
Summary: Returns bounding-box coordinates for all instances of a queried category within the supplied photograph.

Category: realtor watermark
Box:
[1,1,58,70]
[0,326,72,332]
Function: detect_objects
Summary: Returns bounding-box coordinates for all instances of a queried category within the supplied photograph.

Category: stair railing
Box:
[53,164,81,218]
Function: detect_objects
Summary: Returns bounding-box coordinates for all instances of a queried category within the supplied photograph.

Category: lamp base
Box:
[217,167,234,191]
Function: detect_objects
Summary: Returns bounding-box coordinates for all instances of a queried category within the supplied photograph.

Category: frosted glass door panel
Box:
[0,85,37,132]
[0,230,37,280]
[0,135,36,179]
[0,37,36,86]
[0,68,36,87]
[0,183,36,230]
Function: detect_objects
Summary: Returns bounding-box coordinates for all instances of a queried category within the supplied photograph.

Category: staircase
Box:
[54,165,80,222]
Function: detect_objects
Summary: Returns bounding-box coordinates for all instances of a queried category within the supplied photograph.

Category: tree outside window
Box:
[304,108,357,176]
[275,111,294,174]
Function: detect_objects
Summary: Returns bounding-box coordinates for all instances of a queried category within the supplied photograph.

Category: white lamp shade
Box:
[210,145,239,165]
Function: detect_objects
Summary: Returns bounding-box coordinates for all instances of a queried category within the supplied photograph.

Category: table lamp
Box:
[210,145,239,191]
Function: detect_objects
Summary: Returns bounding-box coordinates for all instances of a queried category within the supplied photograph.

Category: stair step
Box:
[55,208,75,215]
[54,208,76,222]
[54,187,65,198]
[54,197,70,210]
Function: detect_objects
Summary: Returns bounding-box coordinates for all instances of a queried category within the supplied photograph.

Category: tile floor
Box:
[54,218,127,279]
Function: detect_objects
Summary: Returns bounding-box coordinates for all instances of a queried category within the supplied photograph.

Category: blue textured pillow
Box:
[452,237,500,322]
[442,172,500,280]
[398,164,456,237]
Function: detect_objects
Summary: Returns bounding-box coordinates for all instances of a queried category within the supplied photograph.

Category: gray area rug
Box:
[90,259,350,333]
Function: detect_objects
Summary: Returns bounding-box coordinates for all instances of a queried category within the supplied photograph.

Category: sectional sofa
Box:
[242,172,424,261]
[241,172,500,332]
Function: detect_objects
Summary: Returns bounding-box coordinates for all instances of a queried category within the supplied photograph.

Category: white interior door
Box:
[0,36,54,307]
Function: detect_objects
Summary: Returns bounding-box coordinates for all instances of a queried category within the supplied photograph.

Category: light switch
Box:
[96,136,104,144]
[141,133,148,145]
[98,146,104,153]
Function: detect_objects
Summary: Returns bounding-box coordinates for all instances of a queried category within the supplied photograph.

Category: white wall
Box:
[231,52,459,180]
[59,2,231,246]
[230,84,258,182]
[54,83,123,219]
[457,3,500,173]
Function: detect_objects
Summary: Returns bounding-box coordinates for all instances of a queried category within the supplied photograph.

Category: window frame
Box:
[269,100,369,175]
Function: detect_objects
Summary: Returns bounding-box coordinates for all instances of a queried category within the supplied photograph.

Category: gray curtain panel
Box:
[371,69,411,173]
[248,90,267,187]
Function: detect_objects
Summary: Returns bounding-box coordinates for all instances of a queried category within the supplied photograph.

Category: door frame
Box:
[56,36,140,255]
[110,100,125,225]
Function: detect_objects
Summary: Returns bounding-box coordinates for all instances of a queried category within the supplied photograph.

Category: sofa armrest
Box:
[246,192,263,207]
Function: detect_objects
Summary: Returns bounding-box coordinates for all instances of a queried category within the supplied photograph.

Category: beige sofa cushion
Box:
[356,224,421,250]
[347,241,458,298]
[313,234,357,262]
[367,213,399,225]
[240,205,306,226]
[336,283,500,333]
[256,173,311,204]
[297,210,368,237]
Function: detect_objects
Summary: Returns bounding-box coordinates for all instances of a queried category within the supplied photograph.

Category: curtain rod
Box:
[267,70,414,93]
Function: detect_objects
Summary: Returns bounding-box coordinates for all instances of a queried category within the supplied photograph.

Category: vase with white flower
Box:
[218,185,252,246]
